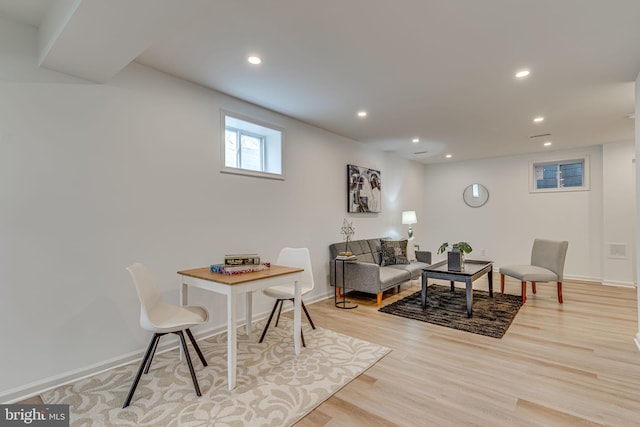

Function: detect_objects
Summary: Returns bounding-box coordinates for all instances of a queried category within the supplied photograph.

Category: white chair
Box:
[499,239,569,304]
[123,263,209,408]
[259,248,316,346]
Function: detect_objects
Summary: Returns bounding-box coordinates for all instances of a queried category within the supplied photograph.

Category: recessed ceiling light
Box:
[412,138,420,143]
[544,141,552,147]
[445,154,452,159]
[247,56,262,65]
[533,117,544,123]
[515,69,530,78]
[357,111,367,118]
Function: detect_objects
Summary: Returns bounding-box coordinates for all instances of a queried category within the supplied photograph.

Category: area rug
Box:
[42,318,390,426]
[379,285,522,338]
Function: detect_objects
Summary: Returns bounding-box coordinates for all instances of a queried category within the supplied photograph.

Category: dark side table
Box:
[334,257,358,309]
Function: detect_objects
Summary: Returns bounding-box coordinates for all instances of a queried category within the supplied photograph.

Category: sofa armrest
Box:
[416,251,432,264]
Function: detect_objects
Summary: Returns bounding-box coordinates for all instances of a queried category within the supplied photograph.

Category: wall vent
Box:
[607,243,628,259]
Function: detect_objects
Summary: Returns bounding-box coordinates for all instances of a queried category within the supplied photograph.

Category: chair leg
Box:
[301,329,306,348]
[500,274,505,293]
[185,328,207,367]
[274,299,285,327]
[521,281,527,303]
[123,333,161,408]
[259,299,281,343]
[176,330,201,397]
[377,292,383,305]
[143,334,160,374]
[337,286,341,299]
[557,281,563,303]
[301,301,316,329]
[532,282,537,294]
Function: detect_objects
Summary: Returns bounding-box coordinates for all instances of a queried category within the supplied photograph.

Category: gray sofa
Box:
[329,238,432,305]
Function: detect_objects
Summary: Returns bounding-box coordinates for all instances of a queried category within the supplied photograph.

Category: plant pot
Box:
[448,251,462,271]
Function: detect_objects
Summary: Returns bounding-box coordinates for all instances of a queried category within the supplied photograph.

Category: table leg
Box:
[450,280,455,292]
[227,293,237,390]
[245,292,252,335]
[488,266,494,297]
[179,281,188,360]
[421,270,428,309]
[293,278,301,356]
[465,278,473,318]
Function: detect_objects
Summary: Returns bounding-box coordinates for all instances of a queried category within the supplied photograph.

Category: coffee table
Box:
[421,259,493,317]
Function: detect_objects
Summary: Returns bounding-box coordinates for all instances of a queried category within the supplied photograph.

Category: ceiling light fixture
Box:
[544,141,552,147]
[357,111,367,118]
[412,138,419,143]
[445,154,452,159]
[247,56,262,65]
[515,69,530,78]
[533,117,544,123]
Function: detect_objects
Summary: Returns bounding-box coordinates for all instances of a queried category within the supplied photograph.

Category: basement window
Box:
[221,111,284,180]
[529,157,590,192]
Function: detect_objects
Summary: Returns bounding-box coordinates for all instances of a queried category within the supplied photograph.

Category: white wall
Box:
[420,147,604,281]
[0,18,425,400]
[602,141,636,286]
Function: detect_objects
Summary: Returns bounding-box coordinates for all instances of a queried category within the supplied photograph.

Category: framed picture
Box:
[347,164,381,213]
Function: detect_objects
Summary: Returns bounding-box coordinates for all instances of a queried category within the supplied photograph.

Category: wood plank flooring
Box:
[295,277,640,427]
[22,277,640,426]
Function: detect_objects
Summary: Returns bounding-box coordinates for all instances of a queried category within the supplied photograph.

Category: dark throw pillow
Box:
[380,239,410,266]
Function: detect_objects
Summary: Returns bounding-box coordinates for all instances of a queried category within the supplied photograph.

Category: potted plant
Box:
[437,242,472,271]
[437,242,473,256]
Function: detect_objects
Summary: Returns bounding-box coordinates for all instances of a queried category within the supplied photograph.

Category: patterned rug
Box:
[379,285,522,338]
[42,318,390,426]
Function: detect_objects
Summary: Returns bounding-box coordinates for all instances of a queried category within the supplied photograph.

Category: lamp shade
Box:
[402,211,417,225]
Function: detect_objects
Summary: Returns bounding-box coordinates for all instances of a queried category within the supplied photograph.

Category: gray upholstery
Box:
[499,238,569,303]
[329,238,432,303]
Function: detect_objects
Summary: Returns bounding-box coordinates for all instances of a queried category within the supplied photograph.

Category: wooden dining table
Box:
[177,264,304,390]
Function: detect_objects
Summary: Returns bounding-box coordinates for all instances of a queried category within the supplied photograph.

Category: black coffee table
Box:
[421,260,493,317]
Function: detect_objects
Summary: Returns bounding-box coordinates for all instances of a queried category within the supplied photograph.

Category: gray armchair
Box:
[499,238,569,303]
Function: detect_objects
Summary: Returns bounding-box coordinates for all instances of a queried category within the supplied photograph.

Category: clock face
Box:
[463,183,489,208]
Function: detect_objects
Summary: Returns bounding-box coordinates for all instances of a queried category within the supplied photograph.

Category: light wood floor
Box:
[296,277,640,427]
[22,277,640,426]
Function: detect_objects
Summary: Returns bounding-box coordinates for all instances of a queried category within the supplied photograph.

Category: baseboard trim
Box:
[1,291,335,404]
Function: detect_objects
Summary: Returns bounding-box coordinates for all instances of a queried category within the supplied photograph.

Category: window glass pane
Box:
[222,112,284,179]
[536,164,558,189]
[225,129,237,168]
[560,161,583,188]
[239,133,262,171]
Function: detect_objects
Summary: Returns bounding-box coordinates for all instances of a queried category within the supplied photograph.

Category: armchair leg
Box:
[301,301,316,329]
[557,281,563,303]
[185,328,208,367]
[532,282,537,294]
[521,281,527,303]
[176,330,201,397]
[500,274,505,293]
[123,333,161,408]
[377,292,383,306]
[143,334,160,374]
[274,299,284,327]
[259,299,281,343]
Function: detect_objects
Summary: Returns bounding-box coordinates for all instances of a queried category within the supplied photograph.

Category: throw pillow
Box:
[380,239,410,266]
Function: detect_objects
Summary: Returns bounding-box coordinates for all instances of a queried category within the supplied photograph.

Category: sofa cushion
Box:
[389,261,430,279]
[379,266,411,287]
[380,239,410,266]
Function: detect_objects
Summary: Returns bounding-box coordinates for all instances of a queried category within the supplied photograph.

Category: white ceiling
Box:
[2,0,639,164]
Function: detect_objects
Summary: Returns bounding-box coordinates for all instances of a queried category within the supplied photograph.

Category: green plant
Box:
[437,241,473,255]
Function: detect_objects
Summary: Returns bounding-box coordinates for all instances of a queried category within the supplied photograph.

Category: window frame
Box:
[220,110,285,180]
[528,155,590,193]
